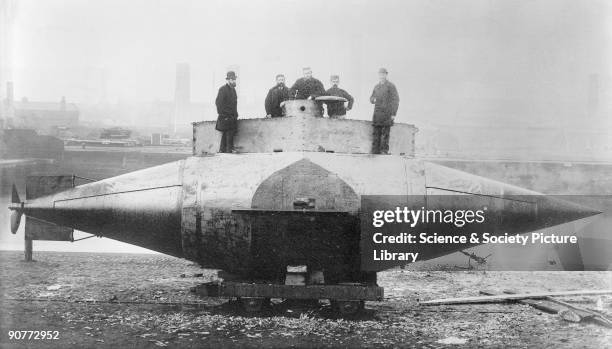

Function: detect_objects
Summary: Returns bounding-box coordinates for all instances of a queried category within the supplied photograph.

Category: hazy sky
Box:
[10,0,612,126]
[2,0,611,253]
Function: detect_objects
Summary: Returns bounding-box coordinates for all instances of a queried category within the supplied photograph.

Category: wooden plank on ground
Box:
[420,290,612,305]
[479,290,564,313]
[480,290,612,328]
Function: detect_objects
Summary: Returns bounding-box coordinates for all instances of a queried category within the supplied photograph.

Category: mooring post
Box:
[25,238,33,261]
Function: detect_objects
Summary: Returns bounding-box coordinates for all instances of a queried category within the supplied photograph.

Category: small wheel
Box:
[331,300,364,316]
[238,297,266,312]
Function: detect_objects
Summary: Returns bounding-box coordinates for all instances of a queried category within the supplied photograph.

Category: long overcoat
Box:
[370,81,399,126]
[265,85,290,117]
[215,84,238,131]
[289,77,326,100]
[325,86,354,117]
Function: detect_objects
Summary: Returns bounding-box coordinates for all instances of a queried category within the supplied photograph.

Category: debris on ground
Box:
[437,336,468,345]
[2,251,611,348]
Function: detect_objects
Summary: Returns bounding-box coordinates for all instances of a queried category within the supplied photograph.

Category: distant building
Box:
[173,63,191,134]
[11,96,79,132]
[151,133,162,146]
[100,127,131,139]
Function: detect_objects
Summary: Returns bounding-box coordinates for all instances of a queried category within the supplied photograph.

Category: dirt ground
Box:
[0,251,611,348]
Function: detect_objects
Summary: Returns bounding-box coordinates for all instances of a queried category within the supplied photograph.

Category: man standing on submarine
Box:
[370,67,399,154]
[215,71,239,153]
[325,74,354,119]
[265,74,290,118]
[290,67,326,116]
[290,67,326,100]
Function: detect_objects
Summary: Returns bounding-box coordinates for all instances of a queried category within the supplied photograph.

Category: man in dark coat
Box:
[370,68,399,154]
[265,74,290,117]
[215,71,238,153]
[289,67,326,100]
[325,75,354,118]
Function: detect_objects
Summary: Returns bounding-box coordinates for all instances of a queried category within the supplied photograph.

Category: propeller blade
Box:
[10,210,22,234]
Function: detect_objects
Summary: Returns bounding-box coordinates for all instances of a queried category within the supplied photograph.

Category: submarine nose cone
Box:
[14,162,185,257]
[534,195,601,227]
[423,162,602,234]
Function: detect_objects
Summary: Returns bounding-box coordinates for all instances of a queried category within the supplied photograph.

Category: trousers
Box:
[219,129,235,153]
[372,125,390,154]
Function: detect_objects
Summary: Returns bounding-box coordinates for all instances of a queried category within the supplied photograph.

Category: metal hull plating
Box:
[10,152,600,281]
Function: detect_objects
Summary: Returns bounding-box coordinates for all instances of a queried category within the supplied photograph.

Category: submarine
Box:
[8,99,600,314]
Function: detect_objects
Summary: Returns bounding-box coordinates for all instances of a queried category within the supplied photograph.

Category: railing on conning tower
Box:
[192,99,417,156]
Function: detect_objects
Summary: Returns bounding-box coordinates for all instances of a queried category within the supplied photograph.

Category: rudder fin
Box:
[11,184,20,203]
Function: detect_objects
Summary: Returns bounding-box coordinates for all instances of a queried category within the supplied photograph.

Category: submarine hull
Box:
[9,152,600,282]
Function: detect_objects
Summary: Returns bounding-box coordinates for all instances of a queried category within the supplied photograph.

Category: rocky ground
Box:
[0,251,611,348]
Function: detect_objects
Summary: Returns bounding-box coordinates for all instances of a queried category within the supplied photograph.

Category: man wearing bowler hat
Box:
[215,71,239,153]
[370,67,399,154]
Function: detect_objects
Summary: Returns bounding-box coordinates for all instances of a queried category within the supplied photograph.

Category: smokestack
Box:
[60,96,66,111]
[175,63,191,104]
[3,82,14,121]
[588,73,599,119]
[173,63,191,134]
[6,81,13,106]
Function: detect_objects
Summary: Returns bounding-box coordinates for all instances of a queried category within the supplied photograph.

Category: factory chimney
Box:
[6,81,13,106]
[173,63,191,135]
[0,82,13,125]
[588,74,599,119]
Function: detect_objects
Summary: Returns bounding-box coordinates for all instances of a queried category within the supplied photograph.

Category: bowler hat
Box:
[226,71,237,80]
[378,68,388,74]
